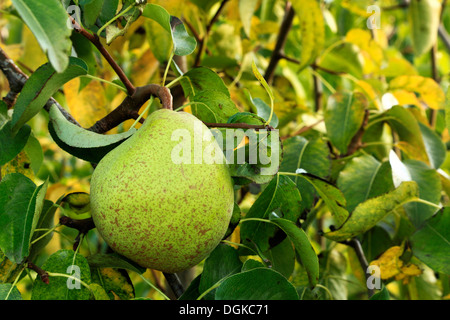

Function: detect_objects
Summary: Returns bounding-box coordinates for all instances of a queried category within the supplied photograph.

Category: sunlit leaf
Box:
[324,91,367,155]
[389,75,445,110]
[11,0,72,72]
[323,181,419,242]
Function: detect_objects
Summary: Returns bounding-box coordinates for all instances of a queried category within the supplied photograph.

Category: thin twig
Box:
[344,238,375,298]
[381,0,410,10]
[163,273,185,299]
[69,16,136,96]
[193,0,229,67]
[264,1,295,84]
[27,261,49,284]
[428,0,445,127]
[87,84,172,134]
[312,64,323,112]
[438,24,450,53]
[203,122,273,131]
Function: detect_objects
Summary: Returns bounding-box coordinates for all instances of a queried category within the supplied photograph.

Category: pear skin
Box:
[90,109,234,273]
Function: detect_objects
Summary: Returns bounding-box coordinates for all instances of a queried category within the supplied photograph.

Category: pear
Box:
[90,109,235,273]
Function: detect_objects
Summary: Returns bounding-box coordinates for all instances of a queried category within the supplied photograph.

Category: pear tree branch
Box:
[0,47,81,126]
[68,16,136,96]
[264,1,295,84]
[193,0,230,67]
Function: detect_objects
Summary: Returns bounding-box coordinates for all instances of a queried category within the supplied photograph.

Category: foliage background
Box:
[0,0,449,300]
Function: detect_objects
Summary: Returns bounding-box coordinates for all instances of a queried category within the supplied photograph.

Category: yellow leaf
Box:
[389,75,445,110]
[345,29,384,74]
[391,89,422,108]
[370,246,422,283]
[131,48,159,87]
[400,263,422,276]
[370,246,404,279]
[380,56,417,77]
[19,26,47,71]
[45,179,89,203]
[63,78,108,128]
[1,151,34,180]
[0,43,23,62]
[355,80,382,110]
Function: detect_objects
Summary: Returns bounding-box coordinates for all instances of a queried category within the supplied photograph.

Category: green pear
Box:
[90,109,234,273]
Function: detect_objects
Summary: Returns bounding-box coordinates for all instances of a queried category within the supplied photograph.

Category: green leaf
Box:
[48,104,136,163]
[318,42,364,78]
[296,173,349,227]
[409,0,441,56]
[252,61,274,126]
[337,155,394,213]
[241,259,265,271]
[419,122,446,170]
[0,283,22,300]
[290,0,325,71]
[85,253,146,275]
[323,181,419,242]
[198,244,243,300]
[105,4,143,45]
[279,136,331,210]
[98,0,119,24]
[82,0,105,27]
[89,283,110,300]
[11,57,88,134]
[239,0,259,37]
[244,89,279,128]
[0,249,23,284]
[190,90,239,123]
[411,207,450,274]
[240,175,302,253]
[227,112,266,126]
[180,67,230,98]
[0,121,31,166]
[0,173,48,264]
[215,268,299,300]
[31,250,91,300]
[324,91,367,155]
[90,267,134,300]
[178,275,201,300]
[11,0,72,72]
[142,4,196,56]
[23,132,44,175]
[60,192,91,220]
[179,67,238,123]
[264,238,295,278]
[403,160,442,227]
[370,286,390,300]
[269,216,319,287]
[383,106,428,163]
[29,200,58,260]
